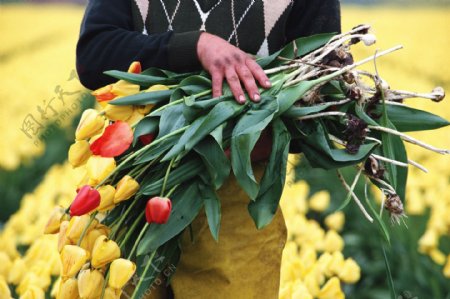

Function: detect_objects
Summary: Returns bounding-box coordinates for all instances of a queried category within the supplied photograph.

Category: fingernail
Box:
[254,93,260,102]
[265,80,272,87]
[239,95,246,103]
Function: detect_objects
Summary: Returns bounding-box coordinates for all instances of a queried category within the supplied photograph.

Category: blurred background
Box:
[0,1,449,298]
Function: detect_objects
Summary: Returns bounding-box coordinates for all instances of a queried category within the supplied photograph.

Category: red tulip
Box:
[145,197,172,224]
[70,185,101,216]
[138,133,155,145]
[127,61,142,74]
[90,121,133,157]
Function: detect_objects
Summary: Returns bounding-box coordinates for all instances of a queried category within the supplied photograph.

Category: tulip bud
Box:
[91,236,121,268]
[145,197,172,224]
[317,277,344,299]
[0,277,11,299]
[90,122,133,158]
[125,111,145,126]
[80,227,108,255]
[92,85,116,105]
[50,277,61,298]
[111,79,140,97]
[70,186,101,216]
[127,61,141,74]
[114,176,139,204]
[44,206,66,234]
[103,104,134,122]
[104,287,122,299]
[338,258,361,284]
[66,215,98,244]
[136,104,154,115]
[97,185,116,212]
[108,259,136,290]
[0,252,12,278]
[19,285,45,299]
[75,109,105,141]
[58,221,72,252]
[78,269,105,299]
[86,156,116,186]
[60,245,89,279]
[57,277,79,299]
[68,141,92,168]
[8,258,26,285]
[138,133,155,145]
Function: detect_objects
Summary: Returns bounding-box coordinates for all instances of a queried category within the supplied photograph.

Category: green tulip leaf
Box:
[248,118,291,229]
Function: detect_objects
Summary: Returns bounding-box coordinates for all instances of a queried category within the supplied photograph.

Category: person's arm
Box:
[76,0,201,90]
[285,0,341,42]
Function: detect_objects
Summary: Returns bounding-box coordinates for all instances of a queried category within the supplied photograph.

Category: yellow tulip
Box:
[110,80,140,97]
[136,104,154,115]
[91,235,121,268]
[328,252,345,276]
[19,285,45,299]
[323,230,344,253]
[103,287,122,299]
[324,212,345,232]
[103,104,134,121]
[317,277,345,299]
[444,255,450,278]
[125,111,145,126]
[337,258,361,283]
[77,269,105,299]
[58,220,72,252]
[135,85,168,116]
[80,227,108,255]
[146,84,169,92]
[8,258,26,284]
[60,245,88,279]
[86,156,116,186]
[75,109,105,141]
[114,176,139,204]
[57,277,79,299]
[418,229,438,253]
[97,185,116,212]
[429,248,446,265]
[66,215,98,244]
[16,273,42,296]
[0,277,12,299]
[44,206,66,234]
[50,277,61,298]
[68,141,92,168]
[0,252,12,278]
[309,191,330,212]
[108,258,136,289]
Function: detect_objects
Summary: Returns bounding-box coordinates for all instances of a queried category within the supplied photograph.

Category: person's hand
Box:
[197,32,271,104]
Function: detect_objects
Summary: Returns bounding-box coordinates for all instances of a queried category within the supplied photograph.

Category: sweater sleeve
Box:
[76,0,201,90]
[285,0,341,42]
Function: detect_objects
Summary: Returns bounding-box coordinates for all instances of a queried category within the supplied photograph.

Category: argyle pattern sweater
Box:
[76,0,341,90]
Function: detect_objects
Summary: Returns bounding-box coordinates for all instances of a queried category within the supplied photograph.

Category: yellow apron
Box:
[143,162,287,299]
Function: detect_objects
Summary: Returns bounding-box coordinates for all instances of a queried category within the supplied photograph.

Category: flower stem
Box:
[161,158,175,196]
[109,199,140,239]
[127,222,149,260]
[118,212,145,250]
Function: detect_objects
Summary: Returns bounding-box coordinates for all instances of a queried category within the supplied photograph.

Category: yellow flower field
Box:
[0,4,449,299]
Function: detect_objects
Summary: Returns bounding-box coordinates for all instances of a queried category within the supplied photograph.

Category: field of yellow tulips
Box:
[0,3,449,299]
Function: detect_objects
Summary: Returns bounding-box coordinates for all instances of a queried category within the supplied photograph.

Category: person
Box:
[76,1,341,298]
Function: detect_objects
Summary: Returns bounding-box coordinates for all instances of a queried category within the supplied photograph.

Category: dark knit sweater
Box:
[76,0,341,90]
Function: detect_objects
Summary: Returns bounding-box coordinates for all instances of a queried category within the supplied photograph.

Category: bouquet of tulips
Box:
[45,25,449,298]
